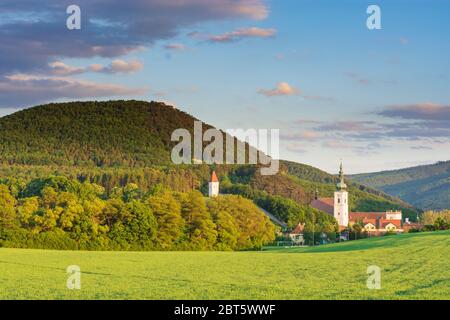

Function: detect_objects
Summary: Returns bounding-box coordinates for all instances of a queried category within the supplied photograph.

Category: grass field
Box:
[0,231,449,300]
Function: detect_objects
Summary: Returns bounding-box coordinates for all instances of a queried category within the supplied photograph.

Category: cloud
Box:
[410,145,433,150]
[258,82,299,97]
[317,121,380,132]
[0,0,269,77]
[164,43,186,51]
[322,140,352,149]
[285,143,307,154]
[0,74,147,107]
[378,103,450,121]
[90,59,144,74]
[206,27,276,43]
[289,114,450,144]
[281,130,321,141]
[49,62,86,76]
[48,60,144,76]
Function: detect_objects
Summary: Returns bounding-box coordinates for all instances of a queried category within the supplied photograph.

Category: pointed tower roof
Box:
[336,161,347,190]
[210,171,219,183]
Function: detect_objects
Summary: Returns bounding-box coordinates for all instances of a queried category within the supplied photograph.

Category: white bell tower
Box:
[334,162,349,227]
[208,171,219,197]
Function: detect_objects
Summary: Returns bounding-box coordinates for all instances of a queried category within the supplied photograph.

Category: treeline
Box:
[414,210,450,232]
[0,164,210,194]
[0,176,274,251]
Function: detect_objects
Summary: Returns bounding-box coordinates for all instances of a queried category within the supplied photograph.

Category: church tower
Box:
[208,171,219,197]
[334,162,349,227]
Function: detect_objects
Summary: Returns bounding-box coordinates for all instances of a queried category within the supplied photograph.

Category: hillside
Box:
[1,230,448,299]
[350,161,450,210]
[0,100,200,167]
[0,101,418,220]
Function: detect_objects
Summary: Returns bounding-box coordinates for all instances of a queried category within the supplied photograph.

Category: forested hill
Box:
[350,161,450,210]
[0,101,418,220]
[0,100,204,166]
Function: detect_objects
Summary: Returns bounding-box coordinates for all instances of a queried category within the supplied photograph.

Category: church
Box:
[310,163,403,234]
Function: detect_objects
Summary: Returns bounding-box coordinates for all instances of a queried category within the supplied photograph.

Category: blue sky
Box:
[0,0,449,173]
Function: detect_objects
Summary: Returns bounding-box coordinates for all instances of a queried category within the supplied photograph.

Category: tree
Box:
[209,195,274,250]
[434,217,449,230]
[146,191,184,249]
[0,185,18,229]
[181,191,217,250]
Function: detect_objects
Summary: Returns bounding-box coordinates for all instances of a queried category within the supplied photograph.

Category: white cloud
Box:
[48,60,144,76]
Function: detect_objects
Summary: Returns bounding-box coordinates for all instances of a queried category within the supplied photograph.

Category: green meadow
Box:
[0,231,449,300]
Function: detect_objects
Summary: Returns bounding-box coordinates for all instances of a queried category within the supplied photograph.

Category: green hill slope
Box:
[1,230,448,299]
[0,100,201,166]
[350,161,450,210]
[0,101,418,220]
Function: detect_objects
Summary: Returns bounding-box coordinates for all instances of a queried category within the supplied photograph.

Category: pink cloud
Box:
[379,102,450,121]
[164,43,186,51]
[258,82,299,97]
[207,27,276,43]
[0,74,147,107]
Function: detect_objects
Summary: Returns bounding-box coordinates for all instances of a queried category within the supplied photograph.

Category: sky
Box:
[0,0,449,174]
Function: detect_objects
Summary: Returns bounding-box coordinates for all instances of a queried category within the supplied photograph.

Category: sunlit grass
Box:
[0,231,448,300]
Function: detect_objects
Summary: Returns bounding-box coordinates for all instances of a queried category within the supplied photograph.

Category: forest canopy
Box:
[0,177,275,251]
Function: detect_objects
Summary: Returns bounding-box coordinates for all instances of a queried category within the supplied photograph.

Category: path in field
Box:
[0,231,449,299]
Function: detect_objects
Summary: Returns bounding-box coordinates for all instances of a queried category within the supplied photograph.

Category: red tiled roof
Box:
[380,219,402,229]
[290,223,305,234]
[310,198,334,215]
[211,171,219,183]
[349,212,386,221]
[362,218,377,226]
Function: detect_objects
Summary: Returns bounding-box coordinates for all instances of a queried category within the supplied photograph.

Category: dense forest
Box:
[350,161,450,210]
[0,101,423,250]
[0,176,275,250]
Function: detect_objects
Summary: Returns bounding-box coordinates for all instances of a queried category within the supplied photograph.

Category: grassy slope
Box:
[1,231,448,300]
[350,161,450,210]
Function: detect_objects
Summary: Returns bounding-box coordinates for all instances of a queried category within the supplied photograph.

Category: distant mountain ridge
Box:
[350,161,450,210]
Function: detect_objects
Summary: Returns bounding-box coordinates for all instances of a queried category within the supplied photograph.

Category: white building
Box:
[208,171,219,197]
[333,162,349,227]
